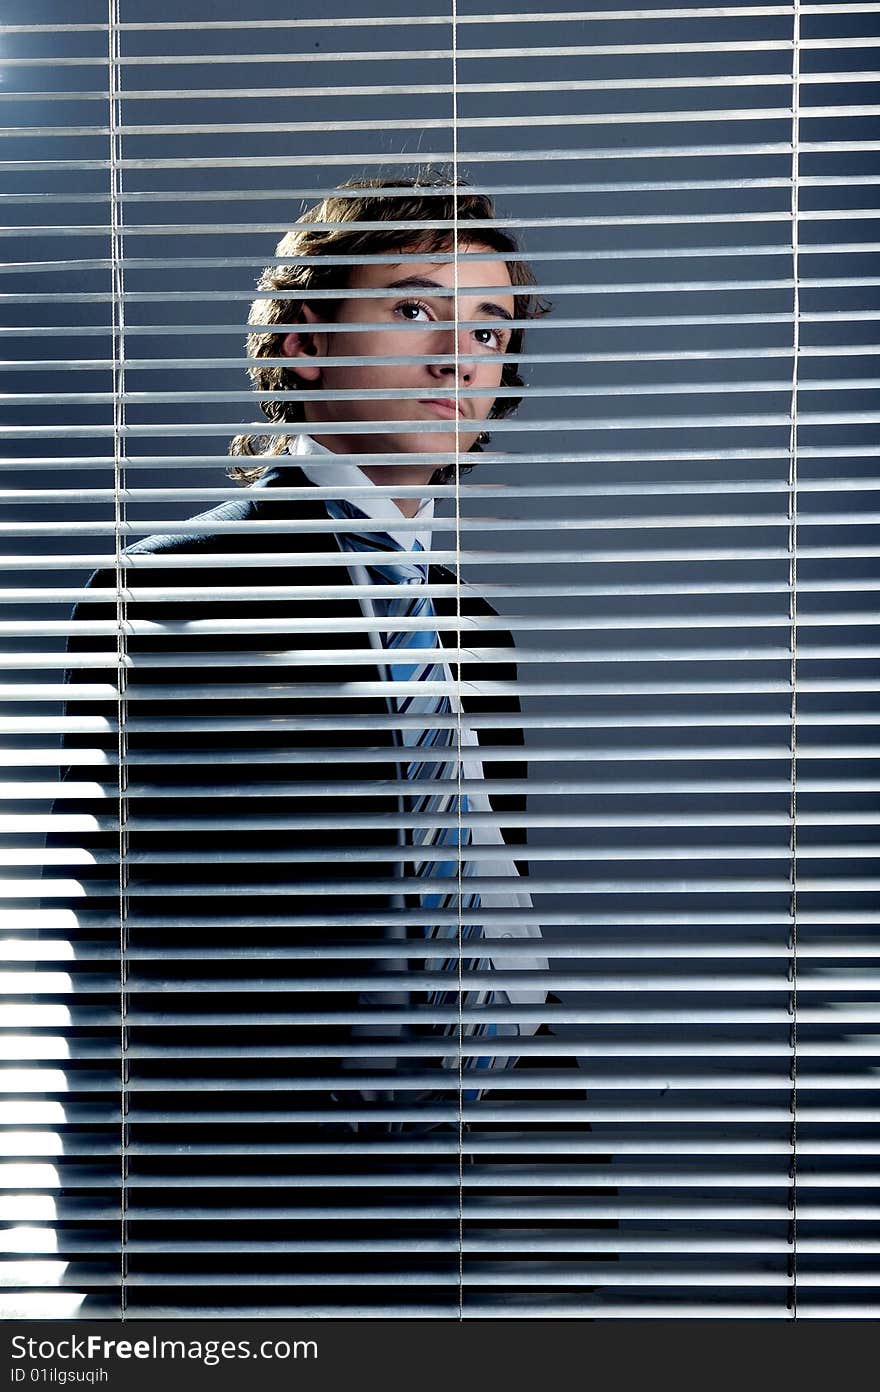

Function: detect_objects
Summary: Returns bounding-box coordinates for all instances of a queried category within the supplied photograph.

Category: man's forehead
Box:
[347,248,514,294]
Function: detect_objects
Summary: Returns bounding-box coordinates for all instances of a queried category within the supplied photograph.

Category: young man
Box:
[230,177,550,1112]
[46,175,586,1314]
[61,175,550,1138]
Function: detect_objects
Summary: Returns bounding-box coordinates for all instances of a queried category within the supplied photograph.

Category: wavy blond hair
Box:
[228,170,549,484]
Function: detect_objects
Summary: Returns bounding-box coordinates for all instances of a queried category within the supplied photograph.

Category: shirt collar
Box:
[287,432,435,555]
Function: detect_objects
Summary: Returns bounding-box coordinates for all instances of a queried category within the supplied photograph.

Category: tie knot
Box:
[325,499,428,585]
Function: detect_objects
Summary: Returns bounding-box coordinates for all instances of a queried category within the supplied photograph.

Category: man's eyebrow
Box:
[384,275,514,322]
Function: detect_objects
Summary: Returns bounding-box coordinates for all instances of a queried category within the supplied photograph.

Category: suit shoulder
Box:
[123,467,319,559]
[75,479,319,606]
[124,496,260,558]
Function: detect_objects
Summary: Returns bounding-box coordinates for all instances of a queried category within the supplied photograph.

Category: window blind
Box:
[2,0,879,1320]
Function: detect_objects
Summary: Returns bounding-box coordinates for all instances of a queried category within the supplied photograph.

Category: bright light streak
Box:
[0,1035,72,1060]
[0,1196,57,1222]
[0,1259,69,1288]
[0,1292,86,1317]
[0,1132,65,1157]
[1,1070,70,1094]
[0,1102,67,1125]
[0,1225,58,1255]
[0,972,75,995]
[1,941,76,962]
[0,1005,73,1027]
[0,1164,61,1190]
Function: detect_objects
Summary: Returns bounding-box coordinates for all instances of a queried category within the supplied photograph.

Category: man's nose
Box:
[427,324,474,381]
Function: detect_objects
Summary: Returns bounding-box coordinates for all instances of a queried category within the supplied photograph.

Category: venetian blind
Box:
[2,0,879,1319]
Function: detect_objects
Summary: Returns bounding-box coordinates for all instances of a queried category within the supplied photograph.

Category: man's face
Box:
[280,241,516,459]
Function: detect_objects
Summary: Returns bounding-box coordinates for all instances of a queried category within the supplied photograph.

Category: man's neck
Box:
[307,435,435,518]
[358,465,433,518]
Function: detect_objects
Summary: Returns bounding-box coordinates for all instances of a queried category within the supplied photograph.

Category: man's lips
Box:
[418,397,467,419]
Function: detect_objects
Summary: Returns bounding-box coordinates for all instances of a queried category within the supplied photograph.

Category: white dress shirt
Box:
[289,432,548,1010]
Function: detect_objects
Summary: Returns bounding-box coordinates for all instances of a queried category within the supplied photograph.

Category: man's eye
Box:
[396,300,431,321]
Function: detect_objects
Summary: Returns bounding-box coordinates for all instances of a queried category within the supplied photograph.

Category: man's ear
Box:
[279,303,325,383]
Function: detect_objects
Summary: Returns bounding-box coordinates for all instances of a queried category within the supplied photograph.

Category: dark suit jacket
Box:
[53,464,530,1113]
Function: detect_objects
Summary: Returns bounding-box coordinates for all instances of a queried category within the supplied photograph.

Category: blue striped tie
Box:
[327,497,505,1095]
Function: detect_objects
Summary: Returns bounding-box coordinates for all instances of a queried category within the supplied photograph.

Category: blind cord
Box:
[108,0,130,1322]
[451,0,465,1324]
[787,0,801,1322]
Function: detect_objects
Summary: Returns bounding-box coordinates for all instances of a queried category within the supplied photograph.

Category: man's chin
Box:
[380,424,478,458]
